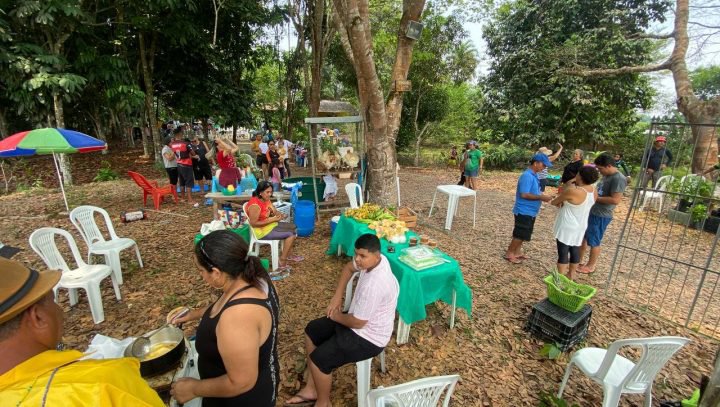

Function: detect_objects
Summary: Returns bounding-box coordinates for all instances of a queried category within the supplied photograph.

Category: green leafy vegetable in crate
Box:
[550,269,593,297]
[545,269,597,312]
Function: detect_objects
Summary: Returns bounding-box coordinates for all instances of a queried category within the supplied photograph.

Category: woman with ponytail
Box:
[170,230,280,407]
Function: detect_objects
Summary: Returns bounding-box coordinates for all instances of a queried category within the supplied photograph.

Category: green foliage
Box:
[481,143,532,170]
[691,203,709,224]
[481,0,670,147]
[538,392,580,407]
[690,65,720,101]
[539,343,562,360]
[669,176,713,203]
[93,161,119,182]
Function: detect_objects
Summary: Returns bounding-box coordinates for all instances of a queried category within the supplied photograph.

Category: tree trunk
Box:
[700,349,720,407]
[52,93,73,186]
[413,122,430,167]
[333,0,425,205]
[90,107,108,155]
[232,124,237,143]
[0,108,8,139]
[139,31,160,161]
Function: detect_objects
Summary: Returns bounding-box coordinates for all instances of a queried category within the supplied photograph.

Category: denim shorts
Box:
[465,168,479,177]
[584,214,612,247]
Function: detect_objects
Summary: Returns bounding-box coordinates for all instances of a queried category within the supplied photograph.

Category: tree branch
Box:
[628,31,675,39]
[689,21,720,29]
[562,60,672,77]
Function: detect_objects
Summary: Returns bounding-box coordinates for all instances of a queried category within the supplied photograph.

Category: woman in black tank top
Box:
[170,230,280,406]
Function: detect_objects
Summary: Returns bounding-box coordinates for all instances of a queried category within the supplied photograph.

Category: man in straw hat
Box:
[0,258,164,406]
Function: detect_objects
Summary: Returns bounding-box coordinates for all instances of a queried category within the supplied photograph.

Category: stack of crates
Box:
[526,298,592,351]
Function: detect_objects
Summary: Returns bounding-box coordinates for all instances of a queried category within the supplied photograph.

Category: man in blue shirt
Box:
[504,153,554,264]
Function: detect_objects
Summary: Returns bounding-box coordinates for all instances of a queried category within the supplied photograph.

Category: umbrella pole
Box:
[52,152,69,211]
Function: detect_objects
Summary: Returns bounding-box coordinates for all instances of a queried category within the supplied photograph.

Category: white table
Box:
[428,185,477,230]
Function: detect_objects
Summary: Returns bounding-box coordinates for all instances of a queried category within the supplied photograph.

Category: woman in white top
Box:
[550,166,599,280]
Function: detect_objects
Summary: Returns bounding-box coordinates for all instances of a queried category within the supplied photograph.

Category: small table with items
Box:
[205,191,295,220]
[327,215,473,344]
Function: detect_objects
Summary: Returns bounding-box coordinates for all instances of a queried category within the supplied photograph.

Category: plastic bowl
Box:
[221,188,236,196]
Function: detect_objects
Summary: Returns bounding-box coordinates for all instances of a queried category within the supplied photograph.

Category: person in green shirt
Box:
[462,141,484,190]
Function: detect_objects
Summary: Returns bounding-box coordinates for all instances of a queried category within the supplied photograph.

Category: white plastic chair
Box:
[29,227,121,324]
[557,336,690,407]
[346,182,364,209]
[346,271,388,407]
[69,206,143,285]
[366,374,460,407]
[639,175,673,212]
[242,202,282,271]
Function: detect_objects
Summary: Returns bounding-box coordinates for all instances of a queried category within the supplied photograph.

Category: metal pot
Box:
[124,325,186,377]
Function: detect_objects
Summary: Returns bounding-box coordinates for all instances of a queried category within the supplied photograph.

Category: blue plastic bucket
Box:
[330,216,340,236]
[294,200,316,237]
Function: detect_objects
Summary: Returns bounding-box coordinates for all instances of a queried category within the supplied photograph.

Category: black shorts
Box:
[256,154,267,167]
[194,163,213,181]
[177,165,195,188]
[512,214,536,241]
[165,167,178,185]
[305,317,384,375]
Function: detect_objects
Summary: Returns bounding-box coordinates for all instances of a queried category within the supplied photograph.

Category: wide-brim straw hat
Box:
[538,146,553,155]
[0,258,60,324]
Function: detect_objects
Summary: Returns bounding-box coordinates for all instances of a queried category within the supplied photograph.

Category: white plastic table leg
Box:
[428,189,439,217]
[445,195,458,230]
[396,317,411,345]
[473,193,477,229]
[449,289,457,329]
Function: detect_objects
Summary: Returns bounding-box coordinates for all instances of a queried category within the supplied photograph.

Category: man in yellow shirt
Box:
[0,258,164,406]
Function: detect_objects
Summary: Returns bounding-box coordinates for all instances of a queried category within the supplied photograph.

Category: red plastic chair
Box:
[127,171,178,210]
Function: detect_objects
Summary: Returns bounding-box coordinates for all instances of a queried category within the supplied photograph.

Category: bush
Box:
[93,161,119,182]
[481,143,532,170]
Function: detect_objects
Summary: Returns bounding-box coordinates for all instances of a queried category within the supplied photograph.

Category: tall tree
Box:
[481,0,665,148]
[562,0,720,173]
[332,0,426,205]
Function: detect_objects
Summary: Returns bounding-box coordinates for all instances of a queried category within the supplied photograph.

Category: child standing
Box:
[270,158,282,192]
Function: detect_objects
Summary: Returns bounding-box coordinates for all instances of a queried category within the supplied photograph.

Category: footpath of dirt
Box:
[0,153,716,406]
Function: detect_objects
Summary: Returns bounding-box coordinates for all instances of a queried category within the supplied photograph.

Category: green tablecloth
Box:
[194,225,269,271]
[327,215,472,324]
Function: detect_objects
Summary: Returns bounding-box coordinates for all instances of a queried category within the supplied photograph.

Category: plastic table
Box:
[428,185,477,230]
[327,215,473,344]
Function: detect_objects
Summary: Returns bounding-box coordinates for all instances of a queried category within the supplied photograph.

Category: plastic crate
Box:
[526,298,592,351]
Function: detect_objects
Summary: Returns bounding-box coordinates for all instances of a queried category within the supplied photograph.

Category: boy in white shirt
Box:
[286,234,399,407]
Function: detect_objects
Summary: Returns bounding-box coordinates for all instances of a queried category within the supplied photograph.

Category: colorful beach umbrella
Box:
[0,128,107,210]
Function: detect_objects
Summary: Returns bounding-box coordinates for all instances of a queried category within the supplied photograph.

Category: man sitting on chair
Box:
[285,234,399,407]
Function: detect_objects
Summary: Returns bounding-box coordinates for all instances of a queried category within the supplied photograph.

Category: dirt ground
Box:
[0,149,717,406]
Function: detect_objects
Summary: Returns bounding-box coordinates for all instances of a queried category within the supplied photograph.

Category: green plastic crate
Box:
[544,274,597,313]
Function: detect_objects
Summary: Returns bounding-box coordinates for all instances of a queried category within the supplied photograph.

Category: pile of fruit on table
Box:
[346,203,409,243]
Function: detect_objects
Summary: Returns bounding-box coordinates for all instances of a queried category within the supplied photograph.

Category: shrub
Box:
[481,143,532,170]
[93,161,119,182]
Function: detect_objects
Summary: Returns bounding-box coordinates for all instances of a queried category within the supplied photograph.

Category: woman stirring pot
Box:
[170,230,280,406]
[245,181,302,271]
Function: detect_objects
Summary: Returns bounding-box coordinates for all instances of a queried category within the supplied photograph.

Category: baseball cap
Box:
[531,153,553,168]
[0,258,61,324]
[655,136,667,142]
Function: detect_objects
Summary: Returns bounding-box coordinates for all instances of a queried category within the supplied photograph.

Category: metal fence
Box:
[607,122,720,339]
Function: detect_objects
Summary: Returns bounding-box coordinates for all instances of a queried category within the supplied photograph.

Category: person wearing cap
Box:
[536,144,563,192]
[504,153,554,264]
[461,141,484,190]
[577,153,627,274]
[641,135,673,188]
[0,258,164,406]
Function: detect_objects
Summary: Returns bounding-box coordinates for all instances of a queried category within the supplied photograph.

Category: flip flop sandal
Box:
[284,395,317,407]
[287,255,304,262]
[517,254,530,260]
[503,255,522,264]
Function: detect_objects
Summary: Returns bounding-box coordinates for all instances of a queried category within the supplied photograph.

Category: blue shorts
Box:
[584,214,612,247]
[465,168,479,177]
